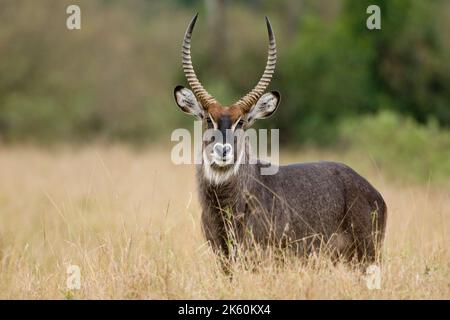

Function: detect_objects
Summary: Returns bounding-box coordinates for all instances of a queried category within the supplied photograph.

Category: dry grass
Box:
[0,145,448,299]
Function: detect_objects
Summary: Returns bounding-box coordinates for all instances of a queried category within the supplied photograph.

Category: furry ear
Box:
[245,91,280,125]
[174,85,204,119]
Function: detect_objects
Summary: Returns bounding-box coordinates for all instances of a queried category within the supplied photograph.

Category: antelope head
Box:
[174,14,280,183]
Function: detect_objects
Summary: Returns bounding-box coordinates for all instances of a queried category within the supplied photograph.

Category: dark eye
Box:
[237,119,245,127]
[206,117,213,127]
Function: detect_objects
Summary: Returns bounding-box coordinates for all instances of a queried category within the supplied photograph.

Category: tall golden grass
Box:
[0,146,448,299]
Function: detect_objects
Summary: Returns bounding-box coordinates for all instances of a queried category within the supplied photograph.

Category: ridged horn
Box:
[234,17,277,112]
[182,13,217,110]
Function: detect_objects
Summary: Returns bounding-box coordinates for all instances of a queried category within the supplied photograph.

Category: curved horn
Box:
[234,17,277,112]
[182,13,217,110]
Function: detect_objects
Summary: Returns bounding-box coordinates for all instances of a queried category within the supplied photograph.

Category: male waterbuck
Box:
[174,14,387,266]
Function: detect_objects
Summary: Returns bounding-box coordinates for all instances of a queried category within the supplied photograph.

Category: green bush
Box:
[338,111,450,183]
[273,0,450,145]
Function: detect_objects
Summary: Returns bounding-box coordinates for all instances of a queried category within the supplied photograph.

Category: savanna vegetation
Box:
[0,0,448,299]
[0,147,448,299]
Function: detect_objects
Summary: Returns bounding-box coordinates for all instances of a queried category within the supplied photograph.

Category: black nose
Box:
[214,143,232,158]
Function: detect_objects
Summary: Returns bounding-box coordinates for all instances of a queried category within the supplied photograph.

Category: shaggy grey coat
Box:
[197,160,387,264]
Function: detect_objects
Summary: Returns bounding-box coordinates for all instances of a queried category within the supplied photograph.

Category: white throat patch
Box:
[202,147,245,185]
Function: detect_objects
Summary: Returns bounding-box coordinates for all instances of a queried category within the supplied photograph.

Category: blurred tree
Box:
[0,0,448,146]
[341,0,450,125]
[205,0,227,75]
[273,0,450,145]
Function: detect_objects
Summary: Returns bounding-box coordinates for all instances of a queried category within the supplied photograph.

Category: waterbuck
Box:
[174,14,387,266]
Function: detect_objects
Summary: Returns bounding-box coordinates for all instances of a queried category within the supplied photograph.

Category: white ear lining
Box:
[246,92,279,124]
[175,87,204,119]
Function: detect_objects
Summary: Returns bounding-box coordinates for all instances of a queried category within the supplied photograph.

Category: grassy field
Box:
[0,146,448,299]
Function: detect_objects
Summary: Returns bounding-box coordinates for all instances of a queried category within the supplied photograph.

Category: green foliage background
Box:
[0,0,449,181]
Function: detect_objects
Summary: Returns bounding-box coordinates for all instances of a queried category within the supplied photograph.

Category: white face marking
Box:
[211,143,233,167]
[208,114,218,129]
[202,135,246,186]
[201,114,247,185]
[231,116,242,131]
